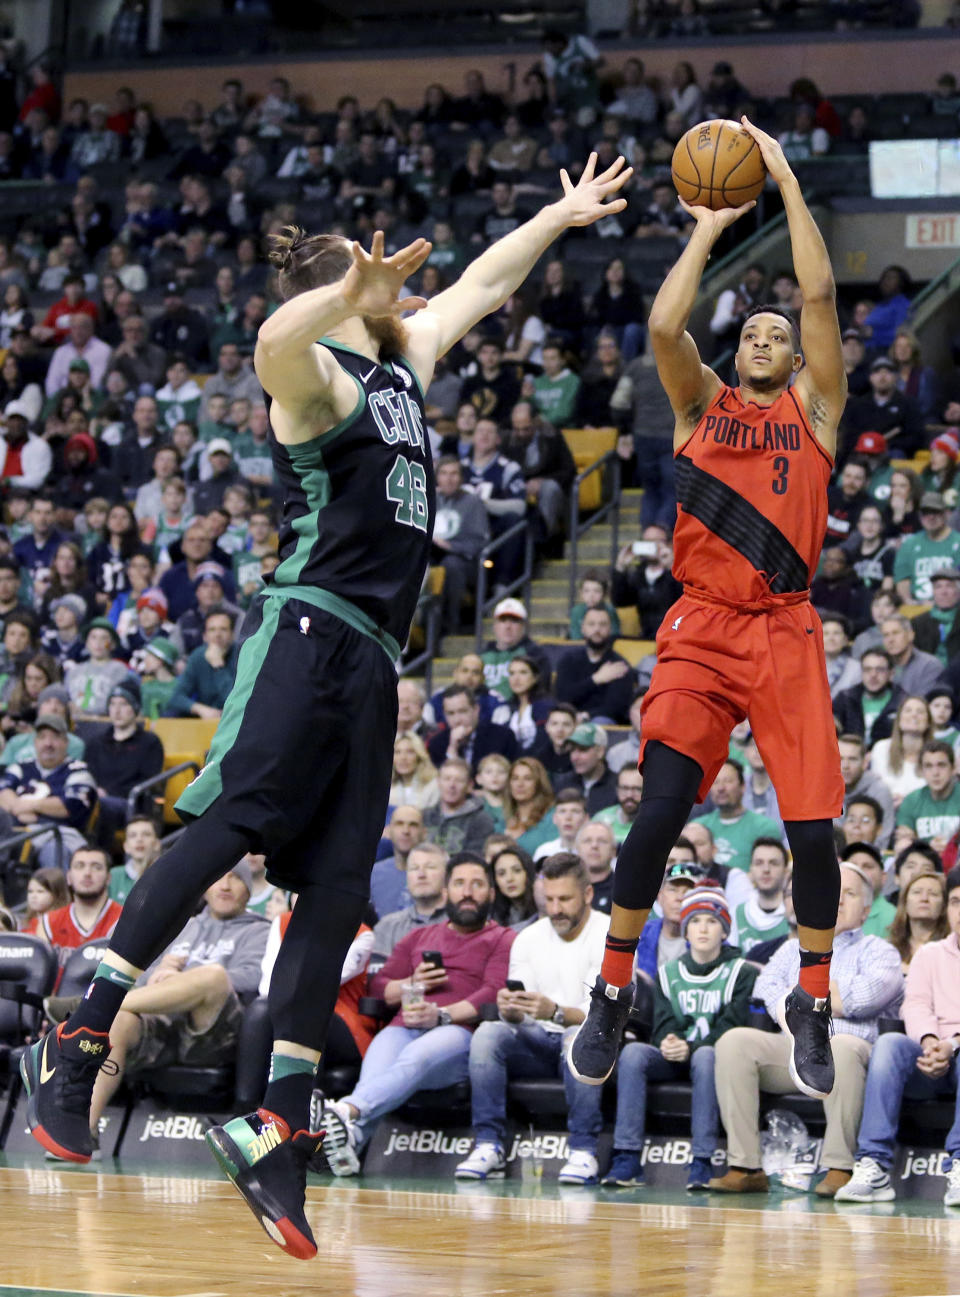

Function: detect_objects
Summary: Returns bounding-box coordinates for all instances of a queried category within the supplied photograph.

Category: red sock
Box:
[601,934,638,988]
[798,948,832,999]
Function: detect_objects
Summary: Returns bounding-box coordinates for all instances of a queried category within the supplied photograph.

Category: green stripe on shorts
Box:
[174,596,282,822]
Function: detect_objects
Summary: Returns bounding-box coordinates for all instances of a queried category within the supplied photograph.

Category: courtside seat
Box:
[614,638,656,666]
[615,606,642,638]
[561,428,618,511]
[56,938,112,999]
[145,717,219,825]
[0,934,58,1084]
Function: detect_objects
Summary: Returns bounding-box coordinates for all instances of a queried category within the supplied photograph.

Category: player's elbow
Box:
[802,280,836,304]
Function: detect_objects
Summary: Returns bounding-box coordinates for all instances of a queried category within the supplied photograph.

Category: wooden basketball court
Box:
[1,1161,957,1297]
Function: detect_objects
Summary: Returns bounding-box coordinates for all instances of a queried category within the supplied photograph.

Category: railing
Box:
[567,453,622,609]
[0,823,68,907]
[399,594,443,694]
[126,760,200,820]
[473,518,536,650]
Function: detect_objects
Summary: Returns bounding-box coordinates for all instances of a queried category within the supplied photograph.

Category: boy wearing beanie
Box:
[601,885,757,1190]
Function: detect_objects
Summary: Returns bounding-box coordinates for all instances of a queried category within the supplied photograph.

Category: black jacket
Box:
[427,720,518,774]
[84,725,165,798]
[832,682,905,744]
[555,645,634,723]
[500,428,576,493]
[912,610,960,665]
[555,764,619,815]
[611,565,683,639]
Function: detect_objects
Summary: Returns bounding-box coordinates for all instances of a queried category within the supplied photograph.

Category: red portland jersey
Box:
[42,899,122,963]
[673,384,832,604]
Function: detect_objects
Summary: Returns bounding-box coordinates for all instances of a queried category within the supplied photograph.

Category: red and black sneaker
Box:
[20,1022,111,1163]
[206,1108,322,1260]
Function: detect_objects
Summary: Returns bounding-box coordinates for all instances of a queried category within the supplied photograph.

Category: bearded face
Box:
[363,313,409,359]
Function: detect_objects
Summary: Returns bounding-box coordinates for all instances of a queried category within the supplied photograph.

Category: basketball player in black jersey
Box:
[20,152,631,1258]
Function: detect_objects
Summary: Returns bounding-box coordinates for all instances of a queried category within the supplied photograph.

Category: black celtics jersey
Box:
[266,339,435,651]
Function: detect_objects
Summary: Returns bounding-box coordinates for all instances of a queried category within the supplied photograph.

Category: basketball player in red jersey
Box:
[571,118,847,1103]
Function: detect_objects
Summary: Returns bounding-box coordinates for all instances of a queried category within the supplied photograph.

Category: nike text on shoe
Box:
[776,986,834,1099]
[20,1023,111,1162]
[568,976,637,1085]
[833,1157,895,1203]
[557,1150,599,1185]
[318,1099,361,1176]
[205,1108,321,1260]
[454,1142,507,1180]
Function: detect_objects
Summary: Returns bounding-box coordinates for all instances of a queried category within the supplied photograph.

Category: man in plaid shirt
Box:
[709,861,903,1198]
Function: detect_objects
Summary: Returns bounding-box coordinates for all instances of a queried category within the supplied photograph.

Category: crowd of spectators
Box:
[1,47,960,1199]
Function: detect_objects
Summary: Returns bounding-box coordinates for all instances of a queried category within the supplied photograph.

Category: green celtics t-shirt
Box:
[592,804,633,845]
[867,464,894,505]
[140,677,177,720]
[896,781,960,843]
[862,893,897,939]
[929,606,956,665]
[482,648,516,702]
[108,864,140,904]
[233,433,274,485]
[233,550,265,606]
[532,369,581,426]
[862,688,892,744]
[696,808,783,872]
[894,530,960,601]
[734,898,789,953]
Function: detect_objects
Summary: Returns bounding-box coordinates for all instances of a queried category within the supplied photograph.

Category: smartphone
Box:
[506,979,526,992]
[422,950,445,968]
[632,540,658,558]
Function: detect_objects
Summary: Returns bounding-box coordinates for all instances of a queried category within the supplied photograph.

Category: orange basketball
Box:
[671,119,766,211]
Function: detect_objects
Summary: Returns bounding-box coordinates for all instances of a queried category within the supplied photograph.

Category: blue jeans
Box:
[612,1041,718,1160]
[633,438,677,530]
[856,1032,960,1167]
[469,1020,604,1154]
[343,1022,472,1149]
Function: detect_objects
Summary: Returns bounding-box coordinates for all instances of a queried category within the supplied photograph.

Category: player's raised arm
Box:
[405,153,631,371]
[254,228,431,415]
[646,196,755,441]
[740,117,846,454]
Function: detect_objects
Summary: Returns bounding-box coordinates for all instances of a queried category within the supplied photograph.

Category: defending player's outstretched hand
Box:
[342,229,433,318]
[557,152,633,228]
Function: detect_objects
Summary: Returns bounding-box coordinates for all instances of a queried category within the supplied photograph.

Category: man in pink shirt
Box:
[837,866,960,1205]
[320,852,514,1174]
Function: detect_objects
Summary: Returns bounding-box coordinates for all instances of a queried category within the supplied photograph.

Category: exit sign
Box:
[906,214,960,248]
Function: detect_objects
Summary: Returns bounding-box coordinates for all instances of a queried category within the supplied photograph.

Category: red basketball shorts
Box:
[639,591,843,821]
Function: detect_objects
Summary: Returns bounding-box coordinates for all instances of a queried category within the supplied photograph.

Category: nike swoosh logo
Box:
[39,1036,55,1084]
[806,627,814,634]
[360,367,377,384]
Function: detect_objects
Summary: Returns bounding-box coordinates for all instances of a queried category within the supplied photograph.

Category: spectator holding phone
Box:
[455,853,609,1184]
[611,525,683,639]
[320,853,514,1174]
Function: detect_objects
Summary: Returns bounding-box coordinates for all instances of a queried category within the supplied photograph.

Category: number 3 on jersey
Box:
[772,456,789,495]
[386,454,429,532]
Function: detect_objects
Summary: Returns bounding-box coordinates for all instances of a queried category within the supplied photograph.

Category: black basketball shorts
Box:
[175,591,398,897]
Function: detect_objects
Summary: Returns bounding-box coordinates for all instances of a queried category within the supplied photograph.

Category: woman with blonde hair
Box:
[389,732,439,810]
[890,327,939,422]
[502,756,556,854]
[869,695,932,807]
[886,869,948,972]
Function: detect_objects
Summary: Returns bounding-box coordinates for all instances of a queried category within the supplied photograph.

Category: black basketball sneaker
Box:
[20,1022,111,1162]
[206,1108,323,1260]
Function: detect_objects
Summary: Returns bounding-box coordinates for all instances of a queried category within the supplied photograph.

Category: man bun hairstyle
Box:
[266,225,353,301]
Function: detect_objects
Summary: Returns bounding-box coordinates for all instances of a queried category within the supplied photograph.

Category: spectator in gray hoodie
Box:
[80,859,269,1137]
[431,456,490,634]
[423,758,497,856]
